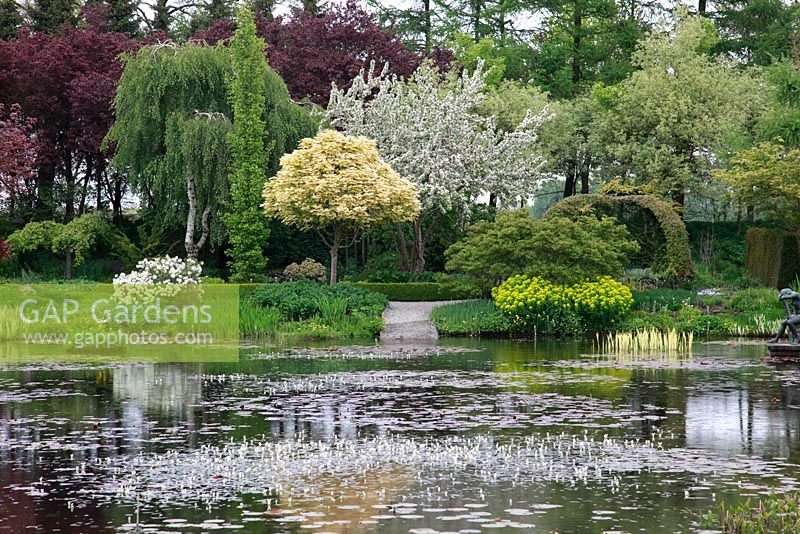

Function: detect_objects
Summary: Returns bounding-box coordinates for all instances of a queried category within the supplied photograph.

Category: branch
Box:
[316,229,333,248]
[167,3,202,15]
[136,8,154,30]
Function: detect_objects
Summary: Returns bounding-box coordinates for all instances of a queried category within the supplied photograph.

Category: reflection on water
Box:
[0,338,799,532]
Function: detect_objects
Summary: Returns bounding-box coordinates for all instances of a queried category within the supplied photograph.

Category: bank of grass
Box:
[621,287,784,337]
[431,287,784,338]
[239,281,386,341]
[702,493,800,533]
[431,300,510,336]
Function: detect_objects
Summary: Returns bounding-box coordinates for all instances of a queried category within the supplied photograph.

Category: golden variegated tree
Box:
[263,130,420,284]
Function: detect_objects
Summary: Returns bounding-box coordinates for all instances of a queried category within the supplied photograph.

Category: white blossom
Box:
[326,60,549,213]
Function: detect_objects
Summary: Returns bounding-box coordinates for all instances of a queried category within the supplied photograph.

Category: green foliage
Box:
[493,275,634,334]
[716,143,800,250]
[632,289,694,312]
[545,194,694,281]
[477,81,549,134]
[430,300,511,336]
[703,493,800,533]
[356,271,437,283]
[249,280,388,320]
[350,282,473,301]
[620,287,784,337]
[591,11,758,200]
[164,111,232,247]
[450,34,506,86]
[0,0,22,39]
[744,227,800,288]
[53,213,120,266]
[6,220,63,256]
[445,209,638,293]
[687,221,752,288]
[530,0,645,98]
[107,12,315,277]
[107,43,231,189]
[29,0,77,33]
[226,7,271,281]
[753,60,800,154]
[239,298,281,337]
[6,214,131,273]
[727,287,781,313]
[315,295,349,324]
[714,0,800,68]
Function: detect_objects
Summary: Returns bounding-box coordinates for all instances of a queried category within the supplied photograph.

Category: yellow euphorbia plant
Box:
[263,130,421,284]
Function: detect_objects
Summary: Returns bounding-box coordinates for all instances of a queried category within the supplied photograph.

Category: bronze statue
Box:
[769,288,800,344]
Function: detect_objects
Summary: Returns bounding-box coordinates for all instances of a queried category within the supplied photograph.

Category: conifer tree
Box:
[225,6,271,280]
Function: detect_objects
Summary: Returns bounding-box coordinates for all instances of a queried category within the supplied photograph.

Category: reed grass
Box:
[703,493,800,533]
[430,300,510,336]
[315,295,349,325]
[239,300,281,338]
[596,328,693,358]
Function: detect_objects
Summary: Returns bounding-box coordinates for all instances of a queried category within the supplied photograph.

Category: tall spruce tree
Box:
[103,0,140,34]
[713,0,800,66]
[28,0,78,33]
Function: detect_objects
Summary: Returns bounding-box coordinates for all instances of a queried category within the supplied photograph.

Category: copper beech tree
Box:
[262,130,420,284]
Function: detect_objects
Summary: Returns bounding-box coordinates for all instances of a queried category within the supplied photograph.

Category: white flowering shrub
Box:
[114,256,203,285]
[112,256,203,304]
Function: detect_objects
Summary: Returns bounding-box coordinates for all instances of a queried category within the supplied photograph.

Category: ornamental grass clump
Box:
[492,275,633,334]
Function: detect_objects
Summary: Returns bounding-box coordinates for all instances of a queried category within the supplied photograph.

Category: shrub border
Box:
[544,194,694,281]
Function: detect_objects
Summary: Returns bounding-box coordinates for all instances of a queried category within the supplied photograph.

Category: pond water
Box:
[1,338,799,533]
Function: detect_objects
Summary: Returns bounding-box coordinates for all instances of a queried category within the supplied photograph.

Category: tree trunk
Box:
[35,163,56,221]
[112,173,123,226]
[698,0,706,14]
[563,161,577,197]
[473,0,481,41]
[329,226,343,285]
[65,151,75,220]
[96,161,104,211]
[412,218,425,274]
[184,175,210,260]
[423,0,431,52]
[572,0,582,89]
[671,189,685,208]
[396,223,410,272]
[580,166,590,194]
[65,249,74,280]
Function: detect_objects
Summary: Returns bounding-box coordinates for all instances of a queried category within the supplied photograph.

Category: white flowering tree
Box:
[326,61,548,273]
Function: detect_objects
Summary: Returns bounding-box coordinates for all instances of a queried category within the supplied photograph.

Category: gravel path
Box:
[380,301,465,343]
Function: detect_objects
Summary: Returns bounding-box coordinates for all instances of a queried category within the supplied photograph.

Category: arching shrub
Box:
[544,194,693,282]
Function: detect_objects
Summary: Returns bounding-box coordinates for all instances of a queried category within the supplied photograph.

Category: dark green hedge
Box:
[350,282,471,301]
[745,227,800,288]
